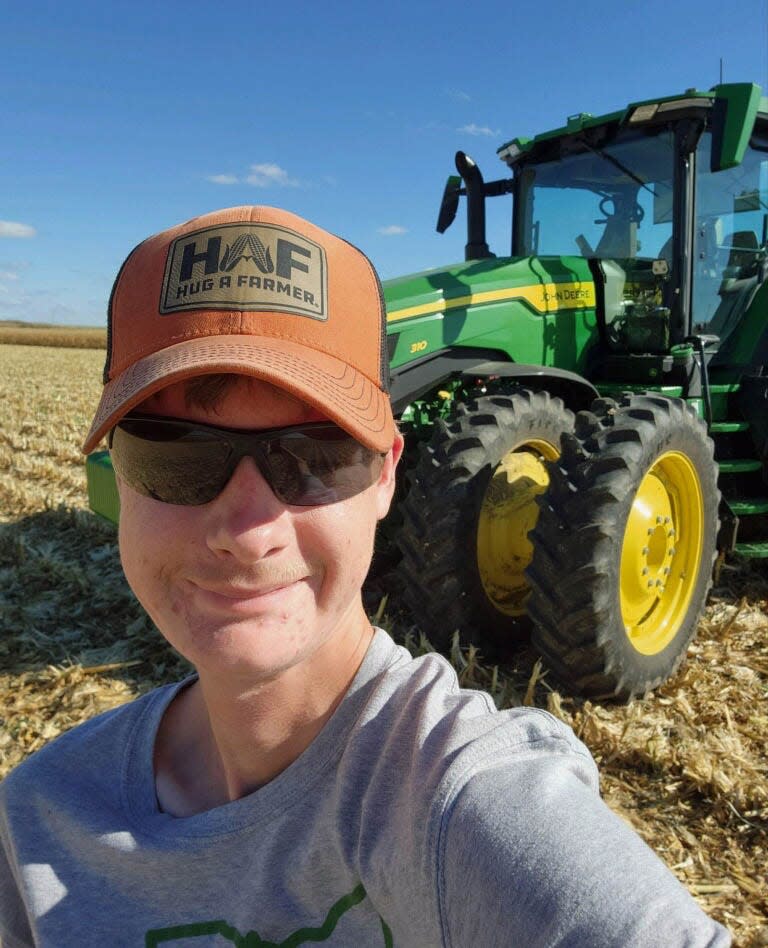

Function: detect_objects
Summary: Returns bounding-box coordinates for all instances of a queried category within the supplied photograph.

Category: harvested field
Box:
[1,343,766,945]
[0,322,107,349]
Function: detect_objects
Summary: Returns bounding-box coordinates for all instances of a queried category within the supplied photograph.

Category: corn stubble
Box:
[1,343,766,944]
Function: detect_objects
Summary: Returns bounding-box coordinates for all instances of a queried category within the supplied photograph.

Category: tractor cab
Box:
[435,84,768,388]
[511,119,679,362]
[499,85,768,376]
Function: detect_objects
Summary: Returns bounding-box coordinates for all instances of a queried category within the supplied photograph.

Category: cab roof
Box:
[497,83,767,173]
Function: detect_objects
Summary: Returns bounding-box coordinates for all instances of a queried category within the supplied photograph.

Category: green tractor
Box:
[384,82,768,699]
[87,82,768,699]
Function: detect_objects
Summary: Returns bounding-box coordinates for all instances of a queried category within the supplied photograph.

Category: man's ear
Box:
[375,430,404,522]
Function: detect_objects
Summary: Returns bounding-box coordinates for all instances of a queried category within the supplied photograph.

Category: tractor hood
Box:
[383,255,596,326]
[382,254,599,394]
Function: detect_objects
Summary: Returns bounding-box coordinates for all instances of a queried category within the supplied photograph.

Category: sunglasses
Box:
[109,413,386,507]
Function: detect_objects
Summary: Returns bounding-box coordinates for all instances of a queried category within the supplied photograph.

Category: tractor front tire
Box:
[396,389,574,652]
[526,393,719,700]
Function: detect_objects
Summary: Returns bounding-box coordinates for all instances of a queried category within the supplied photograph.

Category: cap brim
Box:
[82,334,395,454]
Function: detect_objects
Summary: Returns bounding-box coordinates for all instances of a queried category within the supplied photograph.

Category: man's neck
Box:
[153,606,375,817]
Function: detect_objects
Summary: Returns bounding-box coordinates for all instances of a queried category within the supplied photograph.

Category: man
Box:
[0,206,730,946]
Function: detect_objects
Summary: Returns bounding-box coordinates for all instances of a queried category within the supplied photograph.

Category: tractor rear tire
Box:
[396,389,574,652]
[526,393,719,700]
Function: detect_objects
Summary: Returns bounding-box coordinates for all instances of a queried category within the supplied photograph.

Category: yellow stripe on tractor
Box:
[386,281,596,323]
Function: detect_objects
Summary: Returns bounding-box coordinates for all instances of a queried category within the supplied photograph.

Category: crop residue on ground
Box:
[1,343,766,944]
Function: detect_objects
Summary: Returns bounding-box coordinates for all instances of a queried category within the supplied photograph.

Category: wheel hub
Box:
[477,440,557,616]
[620,451,704,655]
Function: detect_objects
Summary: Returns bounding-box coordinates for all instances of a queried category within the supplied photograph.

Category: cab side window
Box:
[693,131,768,338]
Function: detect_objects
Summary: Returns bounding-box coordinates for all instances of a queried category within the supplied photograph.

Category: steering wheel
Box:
[598,196,645,223]
[598,196,615,218]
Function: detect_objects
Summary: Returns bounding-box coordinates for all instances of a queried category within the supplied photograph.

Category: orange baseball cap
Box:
[83,206,395,454]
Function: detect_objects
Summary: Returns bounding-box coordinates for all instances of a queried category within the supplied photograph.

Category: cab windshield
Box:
[515,127,677,353]
[515,127,675,264]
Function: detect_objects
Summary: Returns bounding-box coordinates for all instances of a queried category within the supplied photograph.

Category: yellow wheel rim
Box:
[477,438,559,616]
[619,451,704,655]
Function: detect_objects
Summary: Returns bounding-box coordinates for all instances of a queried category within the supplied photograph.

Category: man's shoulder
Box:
[365,633,586,751]
[0,680,181,807]
[329,633,603,936]
[348,631,597,801]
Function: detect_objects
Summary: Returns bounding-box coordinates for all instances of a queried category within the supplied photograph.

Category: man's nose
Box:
[204,457,291,561]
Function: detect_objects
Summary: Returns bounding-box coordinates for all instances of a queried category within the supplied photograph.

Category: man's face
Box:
[116,377,402,683]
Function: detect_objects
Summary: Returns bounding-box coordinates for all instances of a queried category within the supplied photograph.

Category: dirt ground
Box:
[1,343,766,945]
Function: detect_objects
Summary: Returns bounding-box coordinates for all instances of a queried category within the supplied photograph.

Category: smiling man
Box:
[0,207,730,946]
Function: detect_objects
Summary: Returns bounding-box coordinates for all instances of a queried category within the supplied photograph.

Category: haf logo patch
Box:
[160,223,328,320]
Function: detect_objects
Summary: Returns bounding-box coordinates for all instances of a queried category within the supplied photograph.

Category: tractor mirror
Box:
[436,175,462,233]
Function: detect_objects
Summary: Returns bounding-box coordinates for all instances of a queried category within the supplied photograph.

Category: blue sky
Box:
[2,0,766,325]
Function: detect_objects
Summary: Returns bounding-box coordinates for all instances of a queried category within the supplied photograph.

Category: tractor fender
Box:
[460,361,599,412]
[388,348,599,414]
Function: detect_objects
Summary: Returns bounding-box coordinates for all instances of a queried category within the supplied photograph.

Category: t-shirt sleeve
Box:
[436,741,731,947]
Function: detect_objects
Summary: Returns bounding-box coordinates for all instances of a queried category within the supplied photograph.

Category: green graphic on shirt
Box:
[145,883,393,946]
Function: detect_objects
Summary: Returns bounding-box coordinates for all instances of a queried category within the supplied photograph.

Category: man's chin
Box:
[182,623,325,684]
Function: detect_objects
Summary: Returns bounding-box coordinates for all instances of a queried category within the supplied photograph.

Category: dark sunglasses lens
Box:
[111,420,231,505]
[111,417,385,507]
[264,429,385,505]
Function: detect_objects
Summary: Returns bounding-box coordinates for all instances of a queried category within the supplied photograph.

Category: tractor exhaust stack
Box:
[455,151,492,261]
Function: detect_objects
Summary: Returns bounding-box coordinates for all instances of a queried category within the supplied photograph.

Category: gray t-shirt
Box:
[0,630,730,946]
